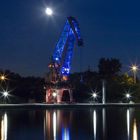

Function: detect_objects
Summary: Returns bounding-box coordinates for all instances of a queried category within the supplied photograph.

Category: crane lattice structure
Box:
[48,16,83,83]
[46,16,83,103]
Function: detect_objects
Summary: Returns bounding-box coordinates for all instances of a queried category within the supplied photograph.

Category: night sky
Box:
[1,0,140,77]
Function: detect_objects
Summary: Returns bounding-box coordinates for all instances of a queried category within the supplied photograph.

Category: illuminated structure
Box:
[46,17,83,103]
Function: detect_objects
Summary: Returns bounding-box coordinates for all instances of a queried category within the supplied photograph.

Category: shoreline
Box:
[0,103,140,109]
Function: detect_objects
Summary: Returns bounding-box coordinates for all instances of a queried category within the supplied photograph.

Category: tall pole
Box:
[133,70,136,84]
[102,80,106,104]
[131,65,138,84]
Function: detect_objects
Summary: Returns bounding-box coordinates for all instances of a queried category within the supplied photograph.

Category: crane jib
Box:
[50,16,83,82]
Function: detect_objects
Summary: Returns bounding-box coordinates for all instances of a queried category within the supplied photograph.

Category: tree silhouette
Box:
[98,58,122,78]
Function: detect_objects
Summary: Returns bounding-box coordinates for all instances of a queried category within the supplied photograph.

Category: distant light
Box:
[45,7,53,16]
[55,58,59,61]
[126,93,130,98]
[62,76,68,81]
[3,91,8,97]
[1,75,6,81]
[91,90,99,99]
[92,93,97,98]
[52,92,57,97]
[131,65,138,71]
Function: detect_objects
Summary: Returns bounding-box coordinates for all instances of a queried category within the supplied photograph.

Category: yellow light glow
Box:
[0,75,6,81]
[131,65,138,71]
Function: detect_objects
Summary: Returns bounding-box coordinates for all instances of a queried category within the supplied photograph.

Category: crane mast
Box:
[46,17,83,103]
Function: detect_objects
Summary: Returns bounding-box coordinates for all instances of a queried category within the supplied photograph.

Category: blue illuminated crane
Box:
[48,16,83,82]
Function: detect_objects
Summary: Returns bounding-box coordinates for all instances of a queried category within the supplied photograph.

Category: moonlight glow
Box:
[45,7,53,15]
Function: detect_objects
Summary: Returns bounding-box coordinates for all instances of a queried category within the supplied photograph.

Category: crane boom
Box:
[49,17,83,82]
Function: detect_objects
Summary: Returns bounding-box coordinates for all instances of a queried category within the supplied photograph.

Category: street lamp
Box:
[52,92,57,98]
[92,93,97,98]
[91,90,99,103]
[0,75,6,81]
[125,93,131,103]
[126,93,131,99]
[130,64,138,84]
[3,91,8,97]
[1,90,10,104]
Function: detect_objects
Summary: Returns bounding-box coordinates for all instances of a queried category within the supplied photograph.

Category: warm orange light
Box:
[48,63,54,68]
[0,75,6,81]
[62,76,68,81]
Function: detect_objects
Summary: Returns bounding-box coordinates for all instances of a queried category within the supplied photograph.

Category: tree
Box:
[98,58,122,78]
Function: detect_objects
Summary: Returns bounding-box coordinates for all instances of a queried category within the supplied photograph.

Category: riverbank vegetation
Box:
[0,57,139,103]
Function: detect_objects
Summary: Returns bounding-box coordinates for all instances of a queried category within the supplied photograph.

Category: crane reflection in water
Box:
[44,110,72,140]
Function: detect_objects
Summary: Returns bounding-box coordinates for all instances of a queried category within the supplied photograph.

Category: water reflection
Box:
[92,110,97,140]
[53,111,56,140]
[62,128,70,140]
[102,108,106,140]
[126,108,139,140]
[44,108,140,140]
[133,119,138,140]
[127,109,130,140]
[44,110,72,140]
[1,113,8,140]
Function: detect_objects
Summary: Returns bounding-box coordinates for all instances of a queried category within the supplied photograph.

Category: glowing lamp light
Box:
[0,75,6,80]
[131,65,138,71]
[62,76,68,81]
[90,90,99,103]
[55,58,59,61]
[126,93,131,99]
[92,93,97,98]
[52,92,57,97]
[45,7,53,16]
[3,91,8,97]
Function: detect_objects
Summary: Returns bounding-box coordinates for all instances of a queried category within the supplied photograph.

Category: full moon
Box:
[45,7,53,16]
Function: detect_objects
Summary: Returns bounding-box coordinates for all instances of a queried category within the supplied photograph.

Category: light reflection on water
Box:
[126,109,138,140]
[1,113,8,140]
[133,119,138,140]
[44,110,71,140]
[127,109,130,140]
[0,108,139,140]
[93,110,97,140]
